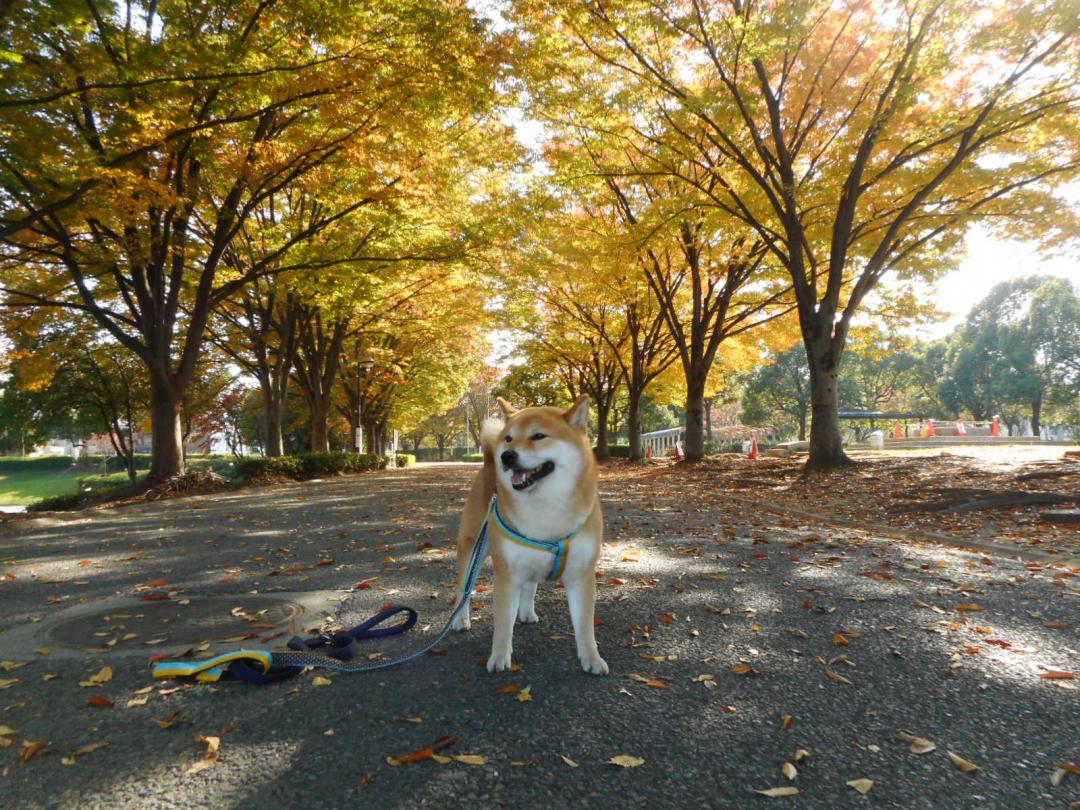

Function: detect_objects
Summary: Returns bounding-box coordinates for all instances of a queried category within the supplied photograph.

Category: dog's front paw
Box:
[579,654,609,676]
[517,608,539,624]
[449,613,471,632]
[486,650,513,672]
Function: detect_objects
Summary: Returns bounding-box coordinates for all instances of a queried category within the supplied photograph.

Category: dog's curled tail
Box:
[480,418,504,467]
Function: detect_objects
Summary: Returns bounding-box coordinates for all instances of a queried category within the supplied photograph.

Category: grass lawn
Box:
[0,468,146,506]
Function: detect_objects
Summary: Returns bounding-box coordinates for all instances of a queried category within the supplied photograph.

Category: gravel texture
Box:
[0,463,1077,809]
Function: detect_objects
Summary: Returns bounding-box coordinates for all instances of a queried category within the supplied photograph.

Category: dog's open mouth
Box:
[506,460,555,490]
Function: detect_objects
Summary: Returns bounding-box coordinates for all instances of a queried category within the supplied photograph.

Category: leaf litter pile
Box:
[625,451,1080,562]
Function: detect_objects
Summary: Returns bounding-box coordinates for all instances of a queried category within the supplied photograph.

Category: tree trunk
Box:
[264,394,284,457]
[684,376,706,462]
[148,381,185,482]
[437,435,446,461]
[310,400,330,452]
[627,388,644,460]
[595,399,611,460]
[1031,394,1042,438]
[705,399,713,443]
[805,338,852,469]
[798,407,807,442]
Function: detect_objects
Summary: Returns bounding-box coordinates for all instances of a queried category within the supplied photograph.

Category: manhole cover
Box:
[47,595,306,651]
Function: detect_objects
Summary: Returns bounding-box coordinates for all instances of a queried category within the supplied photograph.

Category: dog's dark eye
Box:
[530,432,547,441]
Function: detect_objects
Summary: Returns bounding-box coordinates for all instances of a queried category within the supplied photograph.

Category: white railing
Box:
[641,427,683,457]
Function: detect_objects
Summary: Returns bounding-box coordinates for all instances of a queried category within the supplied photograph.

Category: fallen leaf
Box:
[1043,621,1071,629]
[561,755,579,768]
[897,731,936,754]
[20,740,46,762]
[824,669,856,687]
[78,666,113,687]
[187,735,220,775]
[955,603,984,613]
[1039,671,1075,680]
[782,761,797,780]
[0,678,19,689]
[452,755,487,765]
[494,682,520,695]
[517,685,533,702]
[754,787,799,797]
[833,634,850,646]
[947,751,981,773]
[155,709,184,729]
[311,676,332,687]
[0,662,27,671]
[847,778,874,795]
[609,755,645,768]
[794,749,810,762]
[88,695,114,708]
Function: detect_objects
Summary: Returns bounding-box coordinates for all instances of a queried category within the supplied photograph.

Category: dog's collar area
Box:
[505,460,555,490]
[489,495,583,582]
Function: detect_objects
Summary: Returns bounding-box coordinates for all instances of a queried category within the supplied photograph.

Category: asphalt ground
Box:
[0,463,1077,809]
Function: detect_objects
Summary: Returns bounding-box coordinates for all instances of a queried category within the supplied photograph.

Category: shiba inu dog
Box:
[450,395,608,675]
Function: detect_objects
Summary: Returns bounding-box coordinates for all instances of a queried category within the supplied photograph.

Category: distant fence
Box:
[641,427,683,457]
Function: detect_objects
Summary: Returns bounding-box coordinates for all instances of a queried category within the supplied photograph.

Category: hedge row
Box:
[233,451,414,481]
[0,455,75,471]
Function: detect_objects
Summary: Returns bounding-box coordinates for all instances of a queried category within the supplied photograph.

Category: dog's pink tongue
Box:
[511,469,529,486]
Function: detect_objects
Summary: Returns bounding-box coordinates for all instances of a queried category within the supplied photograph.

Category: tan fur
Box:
[452,395,608,675]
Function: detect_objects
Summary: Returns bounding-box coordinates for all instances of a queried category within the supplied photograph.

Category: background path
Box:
[0,465,1076,808]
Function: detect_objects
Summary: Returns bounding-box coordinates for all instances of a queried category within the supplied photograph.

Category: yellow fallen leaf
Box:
[0,678,18,689]
[0,725,16,736]
[782,761,797,780]
[430,754,452,764]
[847,778,874,795]
[186,736,220,775]
[833,634,850,646]
[0,662,27,671]
[955,603,984,613]
[126,696,149,708]
[609,755,645,768]
[0,737,12,748]
[754,787,799,797]
[43,673,60,682]
[517,685,533,702]
[78,666,113,687]
[452,755,487,765]
[36,649,50,656]
[947,751,980,773]
[561,755,579,768]
[311,676,332,687]
[794,748,810,762]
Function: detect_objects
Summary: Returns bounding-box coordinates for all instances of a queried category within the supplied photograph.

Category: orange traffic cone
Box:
[893,422,902,440]
[674,440,684,461]
[955,419,966,436]
[646,445,653,459]
[927,418,936,437]
[990,416,1001,437]
[747,434,759,460]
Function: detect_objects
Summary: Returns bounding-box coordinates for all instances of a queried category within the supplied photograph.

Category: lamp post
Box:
[356,352,375,453]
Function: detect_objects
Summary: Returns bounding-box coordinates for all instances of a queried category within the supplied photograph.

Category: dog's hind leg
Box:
[450,531,474,632]
[516,581,539,624]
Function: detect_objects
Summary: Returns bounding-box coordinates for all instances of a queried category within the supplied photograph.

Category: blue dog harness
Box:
[489,496,584,582]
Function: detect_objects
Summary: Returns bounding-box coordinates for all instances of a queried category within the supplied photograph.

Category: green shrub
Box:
[233,452,388,482]
[0,455,75,471]
[462,453,484,462]
[597,443,630,458]
[393,453,416,467]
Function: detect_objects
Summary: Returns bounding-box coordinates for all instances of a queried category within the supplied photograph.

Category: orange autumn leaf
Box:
[494,682,520,695]
[1039,671,1075,680]
[88,695,114,708]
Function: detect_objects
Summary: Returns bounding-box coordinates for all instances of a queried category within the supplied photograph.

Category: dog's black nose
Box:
[501,449,518,467]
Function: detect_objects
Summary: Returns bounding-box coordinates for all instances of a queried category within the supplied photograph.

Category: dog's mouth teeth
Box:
[508,461,555,490]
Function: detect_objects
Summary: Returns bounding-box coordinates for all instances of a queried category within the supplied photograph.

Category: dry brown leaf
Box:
[754,786,799,797]
[609,755,645,768]
[824,669,856,687]
[847,778,874,795]
[517,685,533,702]
[494,682,520,695]
[794,748,810,762]
[947,751,980,773]
[20,740,46,762]
[78,666,113,687]
[782,761,797,780]
[1039,670,1075,680]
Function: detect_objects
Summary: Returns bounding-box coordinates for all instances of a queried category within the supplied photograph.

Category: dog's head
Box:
[489,395,591,495]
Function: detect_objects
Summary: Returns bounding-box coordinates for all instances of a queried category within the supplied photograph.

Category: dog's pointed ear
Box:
[496,397,517,419]
[564,394,590,431]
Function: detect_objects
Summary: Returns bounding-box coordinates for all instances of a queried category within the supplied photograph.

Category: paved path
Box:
[0,466,1077,808]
